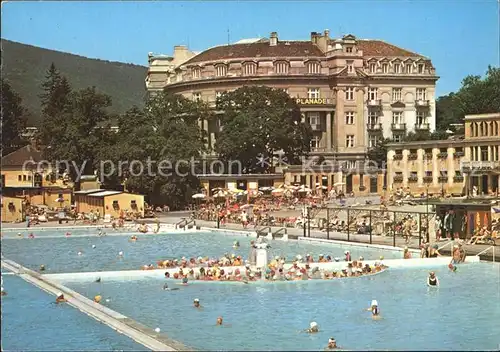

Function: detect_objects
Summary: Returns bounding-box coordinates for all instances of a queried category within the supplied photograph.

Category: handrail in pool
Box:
[438,240,454,251]
[476,246,495,262]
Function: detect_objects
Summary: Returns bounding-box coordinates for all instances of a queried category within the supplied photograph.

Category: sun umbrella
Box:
[192,193,206,199]
[271,188,284,193]
[334,182,345,186]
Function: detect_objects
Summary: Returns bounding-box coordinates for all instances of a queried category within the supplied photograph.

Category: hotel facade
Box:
[386,112,500,196]
[146,30,438,194]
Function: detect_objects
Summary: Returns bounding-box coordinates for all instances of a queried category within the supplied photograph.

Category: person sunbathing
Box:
[467,227,490,245]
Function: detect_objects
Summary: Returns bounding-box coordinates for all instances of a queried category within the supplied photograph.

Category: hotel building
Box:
[146,30,438,194]
[386,112,500,196]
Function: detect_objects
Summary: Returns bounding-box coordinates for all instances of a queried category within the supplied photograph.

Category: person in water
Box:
[193,298,201,308]
[95,277,101,283]
[55,292,67,304]
[216,316,223,326]
[367,300,380,319]
[305,322,319,333]
[1,286,7,296]
[40,264,46,271]
[326,337,338,349]
[427,272,439,286]
[233,241,240,249]
[94,295,102,303]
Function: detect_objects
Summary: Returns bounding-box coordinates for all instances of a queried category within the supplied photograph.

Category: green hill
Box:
[1,39,148,125]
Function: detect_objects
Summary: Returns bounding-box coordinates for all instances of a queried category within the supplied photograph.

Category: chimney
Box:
[270,32,278,46]
[310,32,320,44]
[324,29,330,39]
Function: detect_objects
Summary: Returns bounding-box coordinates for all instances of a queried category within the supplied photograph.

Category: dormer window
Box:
[242,62,257,76]
[192,67,201,79]
[405,63,412,74]
[274,61,289,74]
[418,63,425,74]
[347,60,354,73]
[382,63,388,73]
[215,64,227,77]
[393,63,401,73]
[346,46,353,53]
[306,61,321,74]
[369,63,376,73]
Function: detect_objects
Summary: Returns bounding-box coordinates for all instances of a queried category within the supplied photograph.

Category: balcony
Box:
[461,161,500,172]
[415,123,430,131]
[393,175,403,182]
[391,123,406,131]
[393,154,403,161]
[415,99,430,107]
[423,176,433,183]
[453,175,464,182]
[408,175,418,183]
[438,175,448,182]
[408,153,418,160]
[366,123,382,131]
[367,99,382,107]
[454,151,464,158]
[438,152,448,159]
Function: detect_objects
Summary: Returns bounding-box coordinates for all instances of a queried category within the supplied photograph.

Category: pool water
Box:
[1,231,401,274]
[62,262,500,351]
[0,274,148,351]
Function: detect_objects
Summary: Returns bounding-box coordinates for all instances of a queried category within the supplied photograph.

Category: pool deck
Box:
[0,259,191,352]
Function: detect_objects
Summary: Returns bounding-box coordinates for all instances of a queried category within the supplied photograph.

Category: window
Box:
[23,175,27,181]
[368,135,379,148]
[192,92,201,101]
[307,88,320,99]
[405,63,412,74]
[308,112,320,125]
[369,63,376,73]
[18,175,22,181]
[345,112,355,125]
[215,65,227,77]
[346,46,353,53]
[368,88,378,100]
[28,175,32,181]
[310,136,321,149]
[275,61,289,74]
[242,62,257,76]
[345,87,354,100]
[416,111,426,125]
[394,63,401,73]
[382,63,388,73]
[393,134,404,142]
[344,160,356,169]
[416,88,427,100]
[392,88,402,102]
[368,111,378,125]
[392,111,404,124]
[418,63,425,74]
[192,67,201,79]
[307,61,321,74]
[347,60,354,73]
[345,135,355,148]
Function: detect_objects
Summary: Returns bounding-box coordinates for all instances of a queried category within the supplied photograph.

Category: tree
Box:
[1,79,27,155]
[108,92,207,209]
[215,86,311,173]
[366,138,391,168]
[404,130,448,142]
[435,93,461,131]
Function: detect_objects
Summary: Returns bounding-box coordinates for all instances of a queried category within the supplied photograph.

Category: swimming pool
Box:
[0,274,148,351]
[1,231,402,273]
[62,262,500,351]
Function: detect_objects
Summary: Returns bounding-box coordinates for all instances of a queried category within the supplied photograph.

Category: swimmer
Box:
[97,229,103,236]
[233,241,240,249]
[118,251,124,257]
[28,233,35,239]
[94,295,102,303]
[40,264,46,271]
[77,251,83,256]
[92,245,96,249]
[366,300,381,319]
[163,283,179,291]
[403,247,411,259]
[55,292,67,304]
[177,277,189,286]
[1,287,6,296]
[95,277,101,283]
[326,337,338,350]
[305,321,319,333]
[17,232,23,238]
[65,232,71,237]
[344,251,351,261]
[427,272,439,287]
[193,298,201,308]
[216,316,223,326]
[130,235,138,241]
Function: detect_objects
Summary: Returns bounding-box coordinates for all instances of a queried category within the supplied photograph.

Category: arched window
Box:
[242,62,257,76]
[274,61,289,74]
[306,61,321,74]
[191,67,201,79]
[215,64,227,77]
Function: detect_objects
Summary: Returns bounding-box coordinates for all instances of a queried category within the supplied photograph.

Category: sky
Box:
[2,0,499,96]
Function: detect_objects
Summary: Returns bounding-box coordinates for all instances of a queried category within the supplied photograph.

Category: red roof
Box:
[357,40,423,58]
[184,41,324,65]
[184,39,424,65]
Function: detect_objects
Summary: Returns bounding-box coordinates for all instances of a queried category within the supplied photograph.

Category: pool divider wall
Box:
[42,256,479,282]
[1,258,192,352]
[298,236,422,254]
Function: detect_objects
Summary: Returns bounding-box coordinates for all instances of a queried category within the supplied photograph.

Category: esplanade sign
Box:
[295,98,329,105]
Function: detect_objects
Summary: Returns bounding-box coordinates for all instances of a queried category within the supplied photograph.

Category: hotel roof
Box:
[88,190,123,197]
[74,189,103,194]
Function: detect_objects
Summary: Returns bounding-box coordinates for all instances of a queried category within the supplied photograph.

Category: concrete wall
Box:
[1,196,24,222]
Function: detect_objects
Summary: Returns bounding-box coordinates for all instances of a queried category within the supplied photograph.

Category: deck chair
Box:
[103,214,112,224]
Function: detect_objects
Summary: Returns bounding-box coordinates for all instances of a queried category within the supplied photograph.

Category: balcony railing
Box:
[391,123,406,131]
[415,99,430,107]
[454,151,464,158]
[423,176,433,183]
[424,153,433,160]
[453,175,464,182]
[415,123,430,130]
[438,152,448,159]
[408,153,418,160]
[393,175,403,182]
[367,99,382,107]
[461,161,500,172]
[438,175,448,182]
[393,154,403,161]
[366,123,382,131]
[408,175,418,183]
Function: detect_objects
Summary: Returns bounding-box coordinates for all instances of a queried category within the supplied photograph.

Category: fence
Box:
[303,205,432,248]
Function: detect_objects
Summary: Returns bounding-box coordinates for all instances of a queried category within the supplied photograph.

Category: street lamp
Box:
[420,180,431,243]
